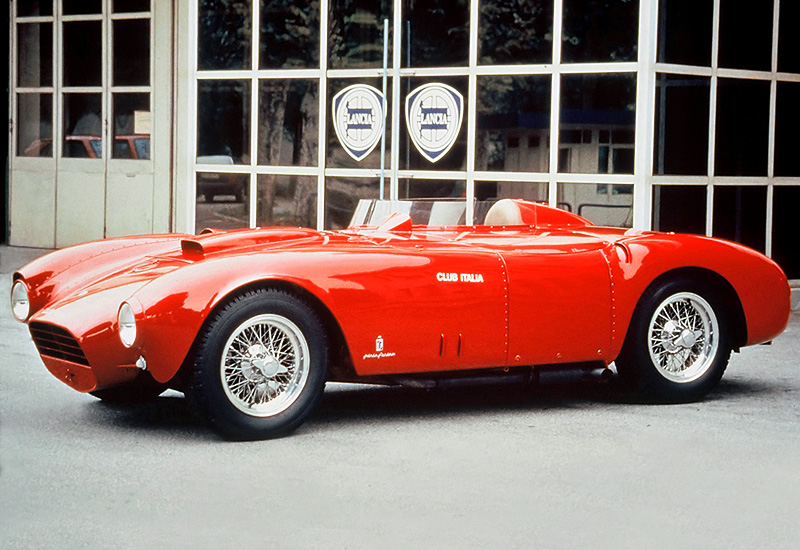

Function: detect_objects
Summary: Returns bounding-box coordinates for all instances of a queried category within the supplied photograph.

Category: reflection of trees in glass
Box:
[198,0,251,70]
[198,0,321,226]
[404,0,468,67]
[479,0,553,65]
[257,2,320,224]
[562,0,638,63]
[197,81,249,161]
[329,0,392,69]
[476,76,551,171]
[257,81,319,226]
[561,74,636,112]
[260,0,320,69]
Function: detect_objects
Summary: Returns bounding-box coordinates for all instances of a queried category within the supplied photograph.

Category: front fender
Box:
[129,251,345,383]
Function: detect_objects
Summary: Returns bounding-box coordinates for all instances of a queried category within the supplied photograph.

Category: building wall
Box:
[8,0,800,278]
[8,0,173,248]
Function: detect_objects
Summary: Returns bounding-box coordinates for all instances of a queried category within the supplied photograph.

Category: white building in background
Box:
[7,0,800,279]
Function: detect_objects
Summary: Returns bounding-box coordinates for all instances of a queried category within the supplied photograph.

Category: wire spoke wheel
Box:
[188,289,328,440]
[647,292,719,383]
[221,314,310,417]
[615,279,731,402]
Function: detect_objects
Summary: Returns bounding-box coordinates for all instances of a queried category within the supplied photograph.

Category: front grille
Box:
[29,322,90,366]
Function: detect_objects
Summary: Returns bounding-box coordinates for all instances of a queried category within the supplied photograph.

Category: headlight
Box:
[11,281,30,322]
[118,302,137,347]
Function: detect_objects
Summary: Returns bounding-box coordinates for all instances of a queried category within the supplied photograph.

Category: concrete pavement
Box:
[1,242,800,549]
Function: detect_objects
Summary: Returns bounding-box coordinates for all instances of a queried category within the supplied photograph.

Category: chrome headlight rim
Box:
[11,280,30,322]
[118,301,138,348]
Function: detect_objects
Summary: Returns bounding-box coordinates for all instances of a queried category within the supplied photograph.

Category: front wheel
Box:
[187,289,328,440]
[615,280,731,402]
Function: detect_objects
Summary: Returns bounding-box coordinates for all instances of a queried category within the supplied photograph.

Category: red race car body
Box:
[11,199,791,439]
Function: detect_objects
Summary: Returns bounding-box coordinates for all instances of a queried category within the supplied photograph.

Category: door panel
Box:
[105,171,155,238]
[504,242,613,365]
[10,1,165,247]
[8,167,56,248]
[328,246,509,376]
[56,168,105,247]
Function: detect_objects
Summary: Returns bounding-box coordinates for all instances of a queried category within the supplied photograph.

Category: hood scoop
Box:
[181,227,321,259]
[181,239,205,259]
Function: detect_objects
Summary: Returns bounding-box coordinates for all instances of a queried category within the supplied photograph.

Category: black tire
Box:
[187,289,328,440]
[90,371,167,404]
[615,279,731,403]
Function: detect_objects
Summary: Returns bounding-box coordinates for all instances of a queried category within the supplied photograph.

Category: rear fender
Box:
[607,235,790,359]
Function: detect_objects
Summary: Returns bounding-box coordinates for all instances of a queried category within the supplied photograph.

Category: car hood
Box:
[15,227,328,318]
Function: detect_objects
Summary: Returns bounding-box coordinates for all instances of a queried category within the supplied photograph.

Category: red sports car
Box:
[10,199,791,439]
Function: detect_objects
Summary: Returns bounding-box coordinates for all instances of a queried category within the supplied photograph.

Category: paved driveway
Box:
[1,249,799,549]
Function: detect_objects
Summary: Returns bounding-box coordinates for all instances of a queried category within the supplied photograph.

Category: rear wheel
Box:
[187,289,328,440]
[615,279,731,402]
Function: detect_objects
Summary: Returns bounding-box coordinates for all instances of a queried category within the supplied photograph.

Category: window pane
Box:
[398,179,465,200]
[17,93,53,157]
[714,79,769,177]
[63,21,102,87]
[18,23,52,88]
[257,175,317,228]
[657,0,712,66]
[114,0,150,13]
[562,0,638,63]
[558,182,633,227]
[477,75,550,172]
[18,1,53,17]
[400,77,468,171]
[325,177,380,229]
[480,0,552,65]
[476,181,548,203]
[718,0,772,71]
[774,82,800,177]
[559,74,636,174]
[329,0,392,69]
[652,185,706,235]
[654,74,710,175]
[712,186,766,253]
[326,78,391,170]
[63,0,101,15]
[260,0,319,69]
[772,186,800,279]
[113,93,150,159]
[778,1,800,74]
[403,0,469,67]
[63,93,102,158]
[195,173,249,233]
[197,80,251,165]
[198,0,251,71]
[114,19,150,86]
[257,80,318,166]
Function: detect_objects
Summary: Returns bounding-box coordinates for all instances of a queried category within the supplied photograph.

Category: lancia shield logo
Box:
[332,84,385,162]
[405,83,464,163]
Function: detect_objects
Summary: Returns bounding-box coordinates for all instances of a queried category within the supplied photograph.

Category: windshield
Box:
[349,199,501,228]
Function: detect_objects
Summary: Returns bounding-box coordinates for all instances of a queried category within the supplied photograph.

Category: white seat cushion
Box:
[484,199,522,225]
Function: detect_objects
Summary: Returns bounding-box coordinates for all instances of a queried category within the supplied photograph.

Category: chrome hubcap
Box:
[648,292,719,383]
[220,314,310,417]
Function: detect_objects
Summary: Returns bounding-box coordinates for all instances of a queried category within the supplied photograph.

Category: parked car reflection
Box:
[196,155,247,203]
[21,135,151,159]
